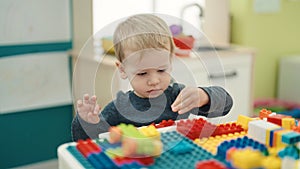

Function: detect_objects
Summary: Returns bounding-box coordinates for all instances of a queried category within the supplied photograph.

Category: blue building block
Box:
[278,145,299,159]
[167,140,194,154]
[282,132,300,144]
[269,128,282,147]
[148,131,227,169]
[66,146,94,169]
[217,136,268,159]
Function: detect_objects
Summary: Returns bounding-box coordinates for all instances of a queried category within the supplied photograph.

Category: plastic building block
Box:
[108,123,163,157]
[261,156,281,169]
[282,118,296,130]
[237,115,258,130]
[267,114,292,126]
[108,126,122,144]
[212,122,244,136]
[66,146,94,169]
[274,129,290,148]
[194,131,246,155]
[177,118,215,140]
[195,160,227,169]
[281,131,300,144]
[216,136,268,160]
[167,140,194,154]
[147,131,220,169]
[113,156,154,166]
[139,125,160,140]
[292,122,300,133]
[266,128,280,147]
[259,108,273,119]
[278,145,299,159]
[76,139,101,157]
[248,120,281,144]
[75,139,119,169]
[177,118,244,140]
[229,148,263,169]
[154,119,175,128]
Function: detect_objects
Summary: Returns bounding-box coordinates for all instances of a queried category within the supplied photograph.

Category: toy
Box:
[58,109,300,169]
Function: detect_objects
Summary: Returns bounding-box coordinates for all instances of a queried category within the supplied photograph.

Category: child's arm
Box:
[171,87,209,114]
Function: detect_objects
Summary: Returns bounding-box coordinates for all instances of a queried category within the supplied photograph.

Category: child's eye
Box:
[137,72,147,76]
[158,69,166,73]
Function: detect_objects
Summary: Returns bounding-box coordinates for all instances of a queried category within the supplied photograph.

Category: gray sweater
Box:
[71,83,233,141]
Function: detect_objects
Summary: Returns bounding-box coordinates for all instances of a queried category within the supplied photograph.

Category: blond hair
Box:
[113,14,175,62]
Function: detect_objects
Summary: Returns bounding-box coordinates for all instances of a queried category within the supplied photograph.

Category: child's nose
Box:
[147,74,160,86]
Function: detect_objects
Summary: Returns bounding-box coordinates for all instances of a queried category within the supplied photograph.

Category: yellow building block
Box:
[266,126,281,147]
[194,131,246,154]
[261,156,281,169]
[139,125,160,140]
[282,118,295,130]
[275,130,290,148]
[230,148,263,169]
[237,115,259,130]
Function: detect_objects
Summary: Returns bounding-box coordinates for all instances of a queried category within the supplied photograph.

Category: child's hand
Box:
[77,94,101,124]
[171,87,209,114]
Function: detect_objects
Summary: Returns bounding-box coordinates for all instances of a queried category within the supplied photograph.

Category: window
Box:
[93,0,205,35]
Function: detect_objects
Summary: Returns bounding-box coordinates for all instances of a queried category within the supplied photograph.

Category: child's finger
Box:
[171,92,183,109]
[93,104,101,115]
[77,100,83,107]
[83,94,90,104]
[91,95,97,103]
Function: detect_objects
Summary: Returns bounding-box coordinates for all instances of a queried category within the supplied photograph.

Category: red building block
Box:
[259,109,272,119]
[267,114,292,126]
[155,119,175,128]
[195,160,227,169]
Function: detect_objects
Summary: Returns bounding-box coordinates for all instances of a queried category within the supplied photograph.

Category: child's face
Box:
[118,49,172,98]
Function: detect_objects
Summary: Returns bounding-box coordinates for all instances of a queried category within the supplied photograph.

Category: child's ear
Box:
[115,61,128,79]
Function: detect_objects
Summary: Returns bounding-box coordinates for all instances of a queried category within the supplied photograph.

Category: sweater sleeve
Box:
[197,86,233,118]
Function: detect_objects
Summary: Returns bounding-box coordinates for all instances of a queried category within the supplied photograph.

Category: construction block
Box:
[66,146,94,169]
[292,122,300,133]
[261,156,281,169]
[154,119,175,128]
[267,114,292,126]
[76,139,101,157]
[108,123,163,157]
[216,136,268,160]
[237,115,258,130]
[139,125,160,140]
[149,131,219,169]
[195,160,227,169]
[248,120,281,144]
[274,130,290,148]
[282,118,296,130]
[212,122,244,136]
[259,108,273,119]
[167,140,194,154]
[230,148,263,169]
[176,118,216,140]
[282,131,300,144]
[278,145,299,159]
[194,131,246,155]
[265,126,283,147]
